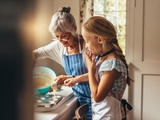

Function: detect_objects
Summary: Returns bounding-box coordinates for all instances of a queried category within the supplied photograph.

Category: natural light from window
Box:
[94,0,126,54]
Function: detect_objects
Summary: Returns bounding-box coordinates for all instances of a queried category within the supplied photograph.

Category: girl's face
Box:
[82,29,102,56]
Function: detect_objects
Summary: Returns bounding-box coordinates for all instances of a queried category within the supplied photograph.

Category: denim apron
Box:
[63,43,92,120]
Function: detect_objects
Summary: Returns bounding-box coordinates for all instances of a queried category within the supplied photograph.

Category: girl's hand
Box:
[85,50,96,71]
[55,75,72,85]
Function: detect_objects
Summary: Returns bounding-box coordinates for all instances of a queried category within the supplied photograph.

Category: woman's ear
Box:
[98,37,104,44]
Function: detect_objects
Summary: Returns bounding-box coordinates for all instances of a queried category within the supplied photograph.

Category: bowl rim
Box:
[35,85,51,90]
[33,65,56,76]
[33,66,57,90]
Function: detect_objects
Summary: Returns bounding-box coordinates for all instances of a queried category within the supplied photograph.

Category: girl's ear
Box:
[98,37,104,44]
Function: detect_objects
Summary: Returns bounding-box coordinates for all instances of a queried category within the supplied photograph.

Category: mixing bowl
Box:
[33,66,57,95]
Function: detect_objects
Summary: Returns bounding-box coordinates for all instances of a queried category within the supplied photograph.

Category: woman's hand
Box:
[64,77,76,87]
[48,75,73,92]
[55,75,72,85]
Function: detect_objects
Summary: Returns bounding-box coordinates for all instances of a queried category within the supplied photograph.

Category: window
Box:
[94,0,126,54]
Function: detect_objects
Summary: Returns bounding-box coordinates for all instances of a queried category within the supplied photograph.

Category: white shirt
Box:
[33,40,65,66]
[33,38,86,66]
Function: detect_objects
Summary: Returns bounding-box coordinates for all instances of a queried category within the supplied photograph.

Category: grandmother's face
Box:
[54,32,72,47]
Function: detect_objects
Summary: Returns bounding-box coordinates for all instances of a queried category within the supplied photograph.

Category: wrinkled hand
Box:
[55,75,72,85]
[85,50,96,71]
[49,75,72,92]
[64,78,76,87]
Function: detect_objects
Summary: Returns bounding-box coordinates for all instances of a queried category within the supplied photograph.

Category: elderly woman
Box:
[33,7,92,120]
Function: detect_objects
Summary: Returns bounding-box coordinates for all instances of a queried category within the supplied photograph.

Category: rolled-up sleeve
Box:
[33,40,64,66]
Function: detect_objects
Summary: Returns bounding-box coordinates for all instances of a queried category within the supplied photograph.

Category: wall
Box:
[53,0,80,33]
[126,0,160,119]
[33,0,80,75]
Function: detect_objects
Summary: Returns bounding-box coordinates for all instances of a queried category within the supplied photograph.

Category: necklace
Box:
[97,48,115,60]
[68,47,77,52]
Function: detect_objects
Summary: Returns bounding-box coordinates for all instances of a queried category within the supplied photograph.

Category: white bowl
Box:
[33,66,57,95]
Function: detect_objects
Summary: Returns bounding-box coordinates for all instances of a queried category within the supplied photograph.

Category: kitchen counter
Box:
[34,86,78,120]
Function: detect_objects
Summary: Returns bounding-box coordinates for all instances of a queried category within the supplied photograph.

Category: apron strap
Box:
[64,36,81,54]
[121,99,133,120]
[78,35,82,53]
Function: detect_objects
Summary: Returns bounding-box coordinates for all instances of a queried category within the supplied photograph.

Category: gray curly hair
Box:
[49,6,77,37]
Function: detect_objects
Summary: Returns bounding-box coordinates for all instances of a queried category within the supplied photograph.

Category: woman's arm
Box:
[33,40,64,65]
[74,73,89,83]
[32,51,38,67]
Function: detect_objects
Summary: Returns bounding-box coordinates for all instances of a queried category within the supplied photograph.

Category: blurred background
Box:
[0,0,36,120]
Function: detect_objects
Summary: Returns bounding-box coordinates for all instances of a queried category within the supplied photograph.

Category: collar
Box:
[97,48,115,60]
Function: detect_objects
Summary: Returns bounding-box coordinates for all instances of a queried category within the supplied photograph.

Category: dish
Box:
[33,66,57,95]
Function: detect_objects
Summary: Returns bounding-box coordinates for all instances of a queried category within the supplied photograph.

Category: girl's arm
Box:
[91,70,119,102]
[86,51,120,102]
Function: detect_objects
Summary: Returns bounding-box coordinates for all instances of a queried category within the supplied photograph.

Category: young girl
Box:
[82,16,132,120]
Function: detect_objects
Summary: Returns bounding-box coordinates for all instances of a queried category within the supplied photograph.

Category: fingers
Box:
[85,50,92,59]
[55,78,63,85]
[64,78,75,87]
[85,50,95,61]
[54,75,75,87]
[55,75,66,85]
[64,79,71,86]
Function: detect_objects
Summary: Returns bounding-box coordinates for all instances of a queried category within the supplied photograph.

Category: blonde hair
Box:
[83,16,133,85]
[49,6,77,37]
